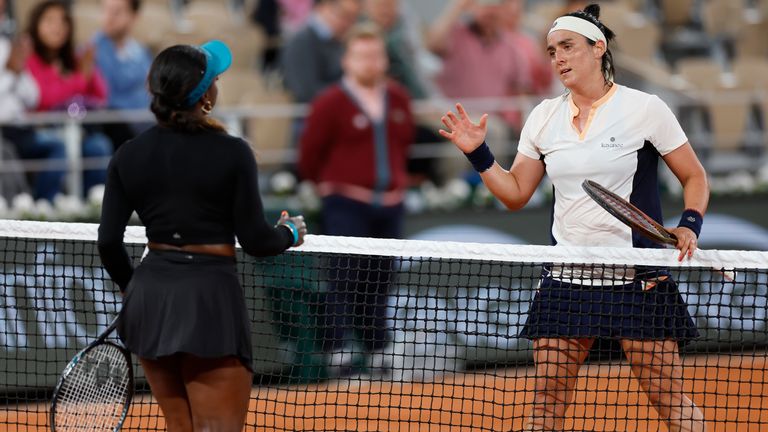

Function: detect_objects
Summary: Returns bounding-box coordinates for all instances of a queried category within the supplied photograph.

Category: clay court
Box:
[2,352,765,432]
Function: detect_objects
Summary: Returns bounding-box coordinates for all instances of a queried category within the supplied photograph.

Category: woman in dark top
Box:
[97,40,306,431]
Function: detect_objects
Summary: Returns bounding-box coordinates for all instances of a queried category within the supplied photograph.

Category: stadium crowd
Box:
[0,0,767,215]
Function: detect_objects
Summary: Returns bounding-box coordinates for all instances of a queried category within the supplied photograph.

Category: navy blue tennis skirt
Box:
[117,250,253,371]
[519,273,700,342]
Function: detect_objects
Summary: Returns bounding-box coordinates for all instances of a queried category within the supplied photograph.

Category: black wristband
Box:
[463,141,495,173]
[677,209,703,238]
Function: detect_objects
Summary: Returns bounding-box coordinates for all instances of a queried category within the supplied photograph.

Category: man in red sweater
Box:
[298,22,414,377]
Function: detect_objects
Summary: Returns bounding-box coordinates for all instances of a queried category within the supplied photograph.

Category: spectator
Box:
[93,0,152,149]
[363,0,443,184]
[427,0,524,120]
[25,0,113,197]
[0,0,37,201]
[501,0,554,96]
[252,0,281,72]
[426,0,525,177]
[252,0,313,73]
[278,0,314,35]
[0,0,13,37]
[363,0,432,100]
[0,2,36,122]
[280,0,361,104]
[298,23,414,377]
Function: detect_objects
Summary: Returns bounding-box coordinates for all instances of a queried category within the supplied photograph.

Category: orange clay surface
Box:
[2,353,766,432]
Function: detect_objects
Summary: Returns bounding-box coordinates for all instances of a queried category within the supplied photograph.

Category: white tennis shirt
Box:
[517,84,688,248]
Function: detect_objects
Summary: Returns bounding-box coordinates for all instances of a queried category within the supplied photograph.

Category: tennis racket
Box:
[581,179,677,246]
[582,179,737,281]
[50,317,134,432]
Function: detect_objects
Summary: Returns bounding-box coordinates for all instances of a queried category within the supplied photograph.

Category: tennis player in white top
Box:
[440,4,708,431]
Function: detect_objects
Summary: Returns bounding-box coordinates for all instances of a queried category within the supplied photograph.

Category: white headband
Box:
[548,15,606,45]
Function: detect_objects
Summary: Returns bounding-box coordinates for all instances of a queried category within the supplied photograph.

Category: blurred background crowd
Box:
[0,0,767,224]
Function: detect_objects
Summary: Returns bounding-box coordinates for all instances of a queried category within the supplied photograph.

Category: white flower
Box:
[420,181,442,210]
[54,194,85,218]
[404,190,426,214]
[35,199,55,219]
[270,171,297,194]
[443,178,471,202]
[87,184,106,207]
[724,171,756,194]
[472,184,493,207]
[11,193,35,215]
[296,180,320,211]
[757,163,768,186]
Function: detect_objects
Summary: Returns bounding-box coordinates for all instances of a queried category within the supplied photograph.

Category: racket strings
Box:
[54,344,130,431]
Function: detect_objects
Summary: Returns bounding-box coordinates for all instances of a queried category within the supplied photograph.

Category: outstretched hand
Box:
[439,103,489,154]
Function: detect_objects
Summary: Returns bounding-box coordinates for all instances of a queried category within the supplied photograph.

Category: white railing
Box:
[0,96,542,196]
[1,91,767,199]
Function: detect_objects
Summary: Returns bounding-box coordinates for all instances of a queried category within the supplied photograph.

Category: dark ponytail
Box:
[566,3,616,82]
[147,45,225,133]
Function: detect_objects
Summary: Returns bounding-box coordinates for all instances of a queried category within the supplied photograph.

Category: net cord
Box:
[1,219,766,269]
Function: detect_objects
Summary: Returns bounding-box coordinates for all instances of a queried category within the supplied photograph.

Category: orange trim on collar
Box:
[569,84,618,140]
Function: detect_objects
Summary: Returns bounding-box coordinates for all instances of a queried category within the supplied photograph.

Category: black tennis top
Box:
[97,125,293,291]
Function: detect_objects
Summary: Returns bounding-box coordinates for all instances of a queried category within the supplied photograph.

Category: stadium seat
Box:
[176,1,265,70]
[72,2,101,46]
[595,2,634,29]
[133,2,178,53]
[182,1,239,37]
[732,58,768,90]
[659,0,696,28]
[733,59,768,152]
[13,0,39,34]
[243,89,293,159]
[613,19,661,62]
[702,0,744,40]
[525,2,563,38]
[735,19,768,59]
[217,27,266,70]
[616,0,646,12]
[217,69,264,107]
[676,58,724,89]
[156,29,207,52]
[156,25,264,70]
[677,58,752,163]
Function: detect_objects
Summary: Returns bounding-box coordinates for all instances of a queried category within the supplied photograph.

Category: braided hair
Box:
[566,4,617,82]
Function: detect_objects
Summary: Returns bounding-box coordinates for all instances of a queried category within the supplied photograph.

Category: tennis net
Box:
[1,219,767,431]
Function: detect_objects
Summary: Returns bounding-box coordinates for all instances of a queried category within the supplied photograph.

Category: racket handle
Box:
[659,225,678,246]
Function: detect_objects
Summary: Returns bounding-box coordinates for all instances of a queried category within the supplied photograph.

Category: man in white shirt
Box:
[0,3,40,201]
[0,35,38,120]
[0,8,69,203]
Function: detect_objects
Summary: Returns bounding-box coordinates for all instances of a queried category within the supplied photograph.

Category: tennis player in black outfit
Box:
[97,40,307,431]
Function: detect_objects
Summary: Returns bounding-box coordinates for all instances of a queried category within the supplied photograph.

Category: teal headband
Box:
[183,40,232,107]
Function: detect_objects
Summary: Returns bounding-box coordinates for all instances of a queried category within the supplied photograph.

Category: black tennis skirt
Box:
[520,272,700,343]
[117,250,253,371]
